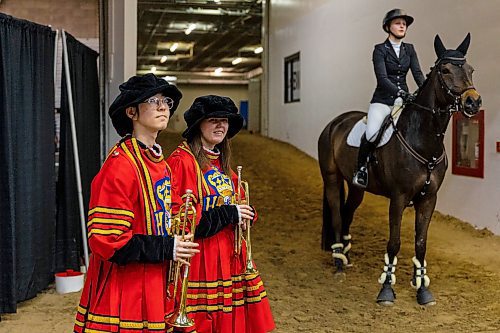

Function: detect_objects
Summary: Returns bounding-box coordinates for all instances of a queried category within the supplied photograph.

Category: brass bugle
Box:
[166,189,197,328]
[235,166,244,255]
[240,179,258,275]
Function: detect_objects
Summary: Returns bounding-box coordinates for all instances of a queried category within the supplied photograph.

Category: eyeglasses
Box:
[142,96,174,109]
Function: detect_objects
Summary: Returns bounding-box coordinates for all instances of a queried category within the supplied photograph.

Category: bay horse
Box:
[318,34,482,306]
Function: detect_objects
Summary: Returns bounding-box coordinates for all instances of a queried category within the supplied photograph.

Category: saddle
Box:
[346,102,405,148]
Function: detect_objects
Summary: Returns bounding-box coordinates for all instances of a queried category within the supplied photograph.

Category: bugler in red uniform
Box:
[73,74,199,333]
[74,137,177,333]
[167,95,275,333]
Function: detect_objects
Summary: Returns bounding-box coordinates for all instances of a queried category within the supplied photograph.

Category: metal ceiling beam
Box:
[147,8,255,16]
[137,0,262,76]
[136,70,247,77]
[138,11,166,57]
[176,14,256,70]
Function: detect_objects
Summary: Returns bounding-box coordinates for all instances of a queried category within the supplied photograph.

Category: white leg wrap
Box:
[410,256,431,289]
[331,243,348,266]
[342,234,352,254]
[378,253,397,285]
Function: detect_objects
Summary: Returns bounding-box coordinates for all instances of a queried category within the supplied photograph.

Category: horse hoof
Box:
[417,286,436,306]
[333,271,346,282]
[377,283,396,304]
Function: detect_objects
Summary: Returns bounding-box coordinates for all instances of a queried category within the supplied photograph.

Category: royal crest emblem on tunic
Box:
[154,177,172,236]
[204,167,234,210]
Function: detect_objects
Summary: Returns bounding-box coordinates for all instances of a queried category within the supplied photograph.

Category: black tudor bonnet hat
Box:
[182,95,244,141]
[108,73,182,136]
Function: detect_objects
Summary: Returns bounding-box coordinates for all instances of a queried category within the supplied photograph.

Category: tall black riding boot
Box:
[353,135,375,188]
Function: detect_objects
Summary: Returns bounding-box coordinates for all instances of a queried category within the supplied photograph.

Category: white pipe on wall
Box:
[61,30,90,269]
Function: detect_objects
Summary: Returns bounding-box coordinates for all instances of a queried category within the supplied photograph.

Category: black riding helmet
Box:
[383,9,414,33]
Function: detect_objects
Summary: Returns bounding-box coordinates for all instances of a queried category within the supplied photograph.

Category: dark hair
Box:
[188,133,232,176]
[111,106,135,136]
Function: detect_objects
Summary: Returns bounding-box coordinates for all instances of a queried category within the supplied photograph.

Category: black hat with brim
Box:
[182,95,244,141]
[108,73,182,136]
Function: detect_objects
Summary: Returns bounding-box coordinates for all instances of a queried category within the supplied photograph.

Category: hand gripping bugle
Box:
[236,166,258,275]
[166,189,197,328]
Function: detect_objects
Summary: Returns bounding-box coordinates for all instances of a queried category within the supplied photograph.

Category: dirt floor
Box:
[1,131,500,333]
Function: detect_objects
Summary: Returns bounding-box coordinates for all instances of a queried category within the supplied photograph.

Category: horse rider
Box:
[353,9,426,188]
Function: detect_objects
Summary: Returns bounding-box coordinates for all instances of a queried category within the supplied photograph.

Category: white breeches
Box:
[366,103,392,142]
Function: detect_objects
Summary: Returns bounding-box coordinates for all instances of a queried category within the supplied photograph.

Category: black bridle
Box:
[435,56,476,116]
[408,56,476,115]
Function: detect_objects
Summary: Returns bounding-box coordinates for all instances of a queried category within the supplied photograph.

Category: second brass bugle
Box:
[166,189,197,328]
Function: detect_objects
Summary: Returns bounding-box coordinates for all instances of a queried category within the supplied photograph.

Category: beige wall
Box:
[267,0,500,234]
[169,84,249,132]
[248,77,261,132]
[0,0,99,38]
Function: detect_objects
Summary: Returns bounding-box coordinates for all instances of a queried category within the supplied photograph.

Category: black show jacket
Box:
[370,39,425,105]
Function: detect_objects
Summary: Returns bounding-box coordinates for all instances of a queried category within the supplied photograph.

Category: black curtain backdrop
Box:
[0,14,56,314]
[55,32,100,273]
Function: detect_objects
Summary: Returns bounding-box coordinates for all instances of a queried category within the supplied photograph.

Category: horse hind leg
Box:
[322,172,348,276]
[340,185,365,266]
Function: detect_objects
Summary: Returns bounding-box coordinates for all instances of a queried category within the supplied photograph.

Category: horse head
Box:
[432,33,482,117]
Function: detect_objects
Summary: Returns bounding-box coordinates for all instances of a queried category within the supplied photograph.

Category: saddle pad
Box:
[346,105,403,148]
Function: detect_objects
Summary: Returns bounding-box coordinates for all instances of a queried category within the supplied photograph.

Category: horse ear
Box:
[434,34,446,58]
[456,33,471,56]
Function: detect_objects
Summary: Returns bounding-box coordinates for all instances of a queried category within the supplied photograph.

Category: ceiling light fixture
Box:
[185,23,197,35]
[170,43,178,52]
[214,67,223,75]
[160,56,168,63]
[163,75,177,82]
[151,66,157,74]
[231,57,243,65]
[254,46,263,54]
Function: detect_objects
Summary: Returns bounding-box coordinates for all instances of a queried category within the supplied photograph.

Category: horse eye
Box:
[442,68,451,74]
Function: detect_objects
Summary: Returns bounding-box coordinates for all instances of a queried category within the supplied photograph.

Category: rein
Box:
[393,126,447,196]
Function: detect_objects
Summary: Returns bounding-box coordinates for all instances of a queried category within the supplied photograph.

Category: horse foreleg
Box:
[376,195,406,305]
[412,194,437,306]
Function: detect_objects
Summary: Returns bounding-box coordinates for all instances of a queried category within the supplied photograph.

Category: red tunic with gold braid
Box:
[74,137,178,333]
[167,141,275,333]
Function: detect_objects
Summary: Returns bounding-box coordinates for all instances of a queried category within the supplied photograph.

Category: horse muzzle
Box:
[461,89,481,117]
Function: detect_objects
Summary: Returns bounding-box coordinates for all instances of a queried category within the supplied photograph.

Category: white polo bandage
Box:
[331,243,348,266]
[410,256,431,289]
[378,253,397,285]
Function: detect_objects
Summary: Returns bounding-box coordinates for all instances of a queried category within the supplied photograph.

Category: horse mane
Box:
[410,64,437,102]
